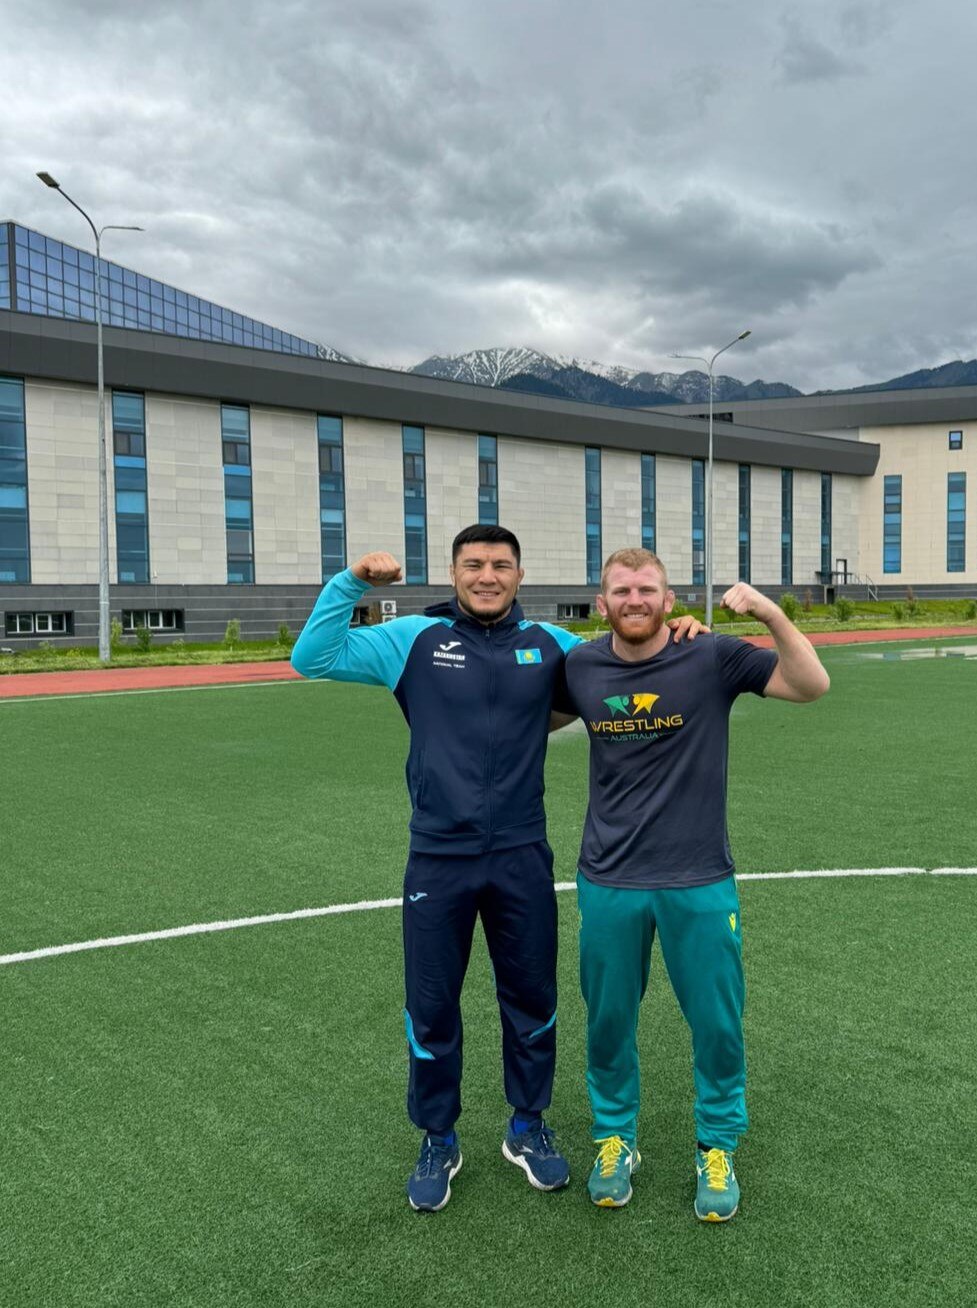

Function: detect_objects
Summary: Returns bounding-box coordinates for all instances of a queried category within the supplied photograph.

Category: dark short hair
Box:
[451,524,522,565]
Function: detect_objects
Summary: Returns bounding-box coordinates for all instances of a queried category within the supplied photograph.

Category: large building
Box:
[0,224,972,648]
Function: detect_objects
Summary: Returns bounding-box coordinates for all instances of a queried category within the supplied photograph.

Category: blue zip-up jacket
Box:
[291,569,581,855]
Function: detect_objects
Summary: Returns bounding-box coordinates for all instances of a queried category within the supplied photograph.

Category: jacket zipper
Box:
[484,623,495,850]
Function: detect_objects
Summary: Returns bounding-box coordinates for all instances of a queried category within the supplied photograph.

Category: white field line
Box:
[1,868,974,968]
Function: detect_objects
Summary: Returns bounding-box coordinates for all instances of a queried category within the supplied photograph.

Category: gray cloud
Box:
[3,0,977,391]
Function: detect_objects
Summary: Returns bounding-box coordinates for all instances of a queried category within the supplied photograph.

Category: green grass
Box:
[1,638,974,1306]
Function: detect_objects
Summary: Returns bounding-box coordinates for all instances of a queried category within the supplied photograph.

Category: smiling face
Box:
[597,561,675,645]
[450,541,524,623]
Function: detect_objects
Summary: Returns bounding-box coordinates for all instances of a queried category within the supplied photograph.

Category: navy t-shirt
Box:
[565,632,778,889]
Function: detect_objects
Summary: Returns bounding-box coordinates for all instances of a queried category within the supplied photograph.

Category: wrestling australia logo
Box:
[589,692,684,740]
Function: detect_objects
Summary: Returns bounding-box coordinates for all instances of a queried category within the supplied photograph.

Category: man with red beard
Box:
[562,548,829,1220]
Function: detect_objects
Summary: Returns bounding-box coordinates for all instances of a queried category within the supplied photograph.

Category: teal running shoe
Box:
[587,1136,641,1207]
[694,1147,739,1222]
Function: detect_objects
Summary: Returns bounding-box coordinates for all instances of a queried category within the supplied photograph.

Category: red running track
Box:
[0,627,974,699]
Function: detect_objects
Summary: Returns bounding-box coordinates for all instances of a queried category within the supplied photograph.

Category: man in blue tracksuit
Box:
[292,525,703,1211]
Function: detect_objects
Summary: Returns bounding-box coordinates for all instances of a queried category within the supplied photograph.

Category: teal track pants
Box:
[577,872,747,1153]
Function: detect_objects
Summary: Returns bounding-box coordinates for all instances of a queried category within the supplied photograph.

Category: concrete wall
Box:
[424,428,479,583]
[656,455,692,585]
[750,466,781,587]
[250,407,321,585]
[343,416,405,565]
[600,448,642,554]
[144,394,226,585]
[25,380,100,584]
[857,422,977,584]
[497,436,586,584]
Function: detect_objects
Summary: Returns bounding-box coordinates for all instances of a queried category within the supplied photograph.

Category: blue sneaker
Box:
[694,1147,740,1222]
[407,1134,463,1212]
[502,1117,570,1191]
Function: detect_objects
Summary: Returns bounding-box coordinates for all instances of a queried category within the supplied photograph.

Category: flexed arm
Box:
[721,583,830,703]
[291,553,431,688]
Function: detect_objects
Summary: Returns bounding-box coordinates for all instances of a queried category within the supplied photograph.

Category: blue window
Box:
[948,472,966,573]
[403,425,427,583]
[949,430,963,451]
[781,468,793,586]
[821,472,832,579]
[692,459,705,586]
[112,392,149,583]
[883,475,902,574]
[585,447,601,584]
[641,454,656,553]
[318,415,346,580]
[738,464,751,584]
[0,376,30,582]
[0,224,11,309]
[5,223,321,356]
[222,405,254,583]
[478,434,498,525]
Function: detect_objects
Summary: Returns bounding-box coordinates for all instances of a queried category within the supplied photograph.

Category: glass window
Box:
[738,464,751,584]
[692,459,705,586]
[112,392,149,583]
[641,454,656,553]
[478,434,499,525]
[949,430,963,451]
[402,426,427,583]
[222,406,255,582]
[585,448,601,584]
[0,376,30,583]
[883,474,902,574]
[781,468,793,587]
[948,472,966,573]
[318,415,346,580]
[820,473,832,579]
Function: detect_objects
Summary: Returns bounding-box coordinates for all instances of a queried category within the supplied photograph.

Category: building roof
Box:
[653,386,977,434]
[0,310,879,476]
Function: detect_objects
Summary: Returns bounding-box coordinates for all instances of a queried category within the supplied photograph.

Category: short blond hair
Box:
[599,548,669,592]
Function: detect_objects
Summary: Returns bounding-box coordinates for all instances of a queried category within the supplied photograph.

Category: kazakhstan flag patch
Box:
[515,648,542,665]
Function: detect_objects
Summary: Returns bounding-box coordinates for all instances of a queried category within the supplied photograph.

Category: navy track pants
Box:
[402,841,558,1134]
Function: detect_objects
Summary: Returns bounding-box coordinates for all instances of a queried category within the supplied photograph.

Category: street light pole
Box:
[36,172,142,662]
[669,330,751,626]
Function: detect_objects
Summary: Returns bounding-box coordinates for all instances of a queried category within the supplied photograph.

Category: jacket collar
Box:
[424,595,525,630]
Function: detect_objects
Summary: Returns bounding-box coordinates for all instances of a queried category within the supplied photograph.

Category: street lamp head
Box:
[737,330,751,341]
[37,171,61,189]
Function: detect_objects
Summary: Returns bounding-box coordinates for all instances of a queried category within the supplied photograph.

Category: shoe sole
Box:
[408,1154,463,1213]
[589,1150,641,1208]
[695,1202,738,1223]
[501,1139,570,1191]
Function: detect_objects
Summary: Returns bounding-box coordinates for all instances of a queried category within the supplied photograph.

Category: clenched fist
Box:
[352,552,403,586]
[720,583,780,625]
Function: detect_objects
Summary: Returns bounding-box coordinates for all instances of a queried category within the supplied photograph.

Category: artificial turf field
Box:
[1,637,975,1308]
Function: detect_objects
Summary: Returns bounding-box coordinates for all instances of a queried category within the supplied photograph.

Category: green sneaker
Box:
[694,1147,739,1222]
[587,1136,641,1208]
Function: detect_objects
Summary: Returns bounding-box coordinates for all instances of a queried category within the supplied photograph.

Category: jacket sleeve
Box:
[290,569,435,690]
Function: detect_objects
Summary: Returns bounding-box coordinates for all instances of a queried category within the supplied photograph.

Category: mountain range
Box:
[318,342,977,409]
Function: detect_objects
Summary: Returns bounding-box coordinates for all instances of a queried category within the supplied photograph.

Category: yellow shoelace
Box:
[701,1148,731,1191]
[594,1136,630,1177]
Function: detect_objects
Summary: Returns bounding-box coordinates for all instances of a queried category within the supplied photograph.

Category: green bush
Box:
[134,625,152,653]
[779,593,798,621]
[669,600,688,618]
[110,617,125,654]
[223,619,241,648]
[35,641,56,661]
[891,603,904,621]
[276,622,295,649]
[834,597,855,622]
[802,588,813,613]
[905,586,918,618]
[964,599,977,621]
[170,638,187,652]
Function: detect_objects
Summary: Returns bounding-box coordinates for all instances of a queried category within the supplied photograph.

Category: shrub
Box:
[905,586,919,617]
[965,599,977,621]
[110,617,125,654]
[223,619,241,648]
[779,593,798,621]
[170,638,187,652]
[891,603,904,621]
[834,597,855,622]
[134,625,152,653]
[802,588,813,613]
[276,622,295,649]
[35,641,56,661]
[669,600,688,618]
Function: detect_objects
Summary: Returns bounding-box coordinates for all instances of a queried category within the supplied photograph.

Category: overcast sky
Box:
[3,0,976,391]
